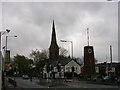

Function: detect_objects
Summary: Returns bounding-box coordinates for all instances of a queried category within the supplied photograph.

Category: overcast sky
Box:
[1,1,118,63]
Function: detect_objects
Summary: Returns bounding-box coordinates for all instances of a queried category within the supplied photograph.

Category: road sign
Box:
[6,50,10,63]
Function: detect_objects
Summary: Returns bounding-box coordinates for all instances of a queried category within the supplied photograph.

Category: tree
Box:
[30,49,49,75]
[14,54,33,76]
[74,57,83,64]
[30,49,49,63]
[59,47,68,57]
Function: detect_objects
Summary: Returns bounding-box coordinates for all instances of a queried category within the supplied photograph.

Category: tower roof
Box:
[50,20,59,48]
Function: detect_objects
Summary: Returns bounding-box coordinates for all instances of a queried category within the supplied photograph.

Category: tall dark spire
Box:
[49,20,59,61]
[51,20,57,45]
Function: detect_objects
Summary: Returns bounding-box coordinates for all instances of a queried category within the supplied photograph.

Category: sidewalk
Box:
[5,77,19,89]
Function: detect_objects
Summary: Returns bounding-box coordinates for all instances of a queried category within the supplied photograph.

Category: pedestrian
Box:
[30,76,32,82]
[64,79,68,83]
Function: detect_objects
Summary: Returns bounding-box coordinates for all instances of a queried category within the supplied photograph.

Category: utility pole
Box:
[110,45,112,69]
[0,29,10,90]
[106,55,108,77]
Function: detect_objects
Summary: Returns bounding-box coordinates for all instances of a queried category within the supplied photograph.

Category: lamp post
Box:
[5,35,17,65]
[5,35,17,87]
[0,29,10,90]
[6,35,17,54]
[61,40,73,59]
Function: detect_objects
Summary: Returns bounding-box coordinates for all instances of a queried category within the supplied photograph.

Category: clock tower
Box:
[84,46,95,75]
[83,28,95,75]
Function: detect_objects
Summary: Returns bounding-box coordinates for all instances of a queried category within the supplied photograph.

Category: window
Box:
[66,66,70,72]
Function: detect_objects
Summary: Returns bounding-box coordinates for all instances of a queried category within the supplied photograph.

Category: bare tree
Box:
[59,47,68,57]
[30,49,49,63]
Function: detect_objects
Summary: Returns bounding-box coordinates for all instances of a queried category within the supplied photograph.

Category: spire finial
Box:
[52,20,55,30]
[87,28,89,46]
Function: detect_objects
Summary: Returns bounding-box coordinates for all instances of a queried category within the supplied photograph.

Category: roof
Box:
[44,58,81,67]
[97,62,120,68]
[59,59,81,66]
[59,59,71,66]
[50,60,59,67]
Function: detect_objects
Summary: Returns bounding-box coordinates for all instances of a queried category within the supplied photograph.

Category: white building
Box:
[43,59,81,79]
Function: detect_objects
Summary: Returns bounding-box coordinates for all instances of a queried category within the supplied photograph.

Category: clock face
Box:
[88,49,92,53]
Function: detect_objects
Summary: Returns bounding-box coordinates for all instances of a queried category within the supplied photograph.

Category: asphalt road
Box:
[6,77,120,90]
[14,77,47,88]
[64,81,120,88]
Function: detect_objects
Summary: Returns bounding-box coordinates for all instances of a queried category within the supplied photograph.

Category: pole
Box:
[106,56,108,77]
[87,28,89,46]
[110,45,112,69]
[71,41,73,59]
[5,36,8,64]
[0,32,2,90]
[6,36,8,52]
[5,35,17,63]
[0,30,10,90]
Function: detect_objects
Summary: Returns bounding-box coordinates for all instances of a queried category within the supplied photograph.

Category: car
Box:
[117,77,120,84]
[92,77,97,81]
[103,76,109,81]
[22,75,29,79]
[86,77,91,81]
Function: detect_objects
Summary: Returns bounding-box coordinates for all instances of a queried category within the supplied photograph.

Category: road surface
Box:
[6,77,120,90]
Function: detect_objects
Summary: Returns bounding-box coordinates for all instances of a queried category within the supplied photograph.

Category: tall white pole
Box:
[0,30,10,90]
[71,41,73,59]
[110,45,112,69]
[87,28,89,46]
[0,32,2,90]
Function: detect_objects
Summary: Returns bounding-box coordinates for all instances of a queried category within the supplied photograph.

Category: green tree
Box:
[29,48,68,75]
[14,54,33,76]
[29,49,49,75]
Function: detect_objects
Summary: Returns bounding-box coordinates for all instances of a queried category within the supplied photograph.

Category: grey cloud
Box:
[2,2,118,63]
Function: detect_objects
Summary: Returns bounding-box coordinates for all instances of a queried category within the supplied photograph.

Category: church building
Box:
[42,20,81,79]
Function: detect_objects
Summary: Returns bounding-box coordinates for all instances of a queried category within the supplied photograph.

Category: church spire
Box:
[49,20,59,61]
[51,20,57,44]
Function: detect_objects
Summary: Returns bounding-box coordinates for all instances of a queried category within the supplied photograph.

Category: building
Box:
[82,28,96,76]
[83,46,95,76]
[43,20,81,79]
[43,59,81,79]
[96,62,120,76]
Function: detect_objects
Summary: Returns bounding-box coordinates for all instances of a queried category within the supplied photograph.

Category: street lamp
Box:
[0,29,10,90]
[5,35,17,85]
[6,35,17,52]
[60,40,73,59]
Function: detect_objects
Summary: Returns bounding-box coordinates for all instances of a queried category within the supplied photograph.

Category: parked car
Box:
[92,77,97,81]
[86,75,92,81]
[22,75,29,79]
[97,75,104,81]
[117,77,120,85]
[103,76,110,81]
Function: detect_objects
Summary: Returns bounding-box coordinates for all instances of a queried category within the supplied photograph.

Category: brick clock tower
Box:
[84,46,95,75]
[83,28,95,76]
